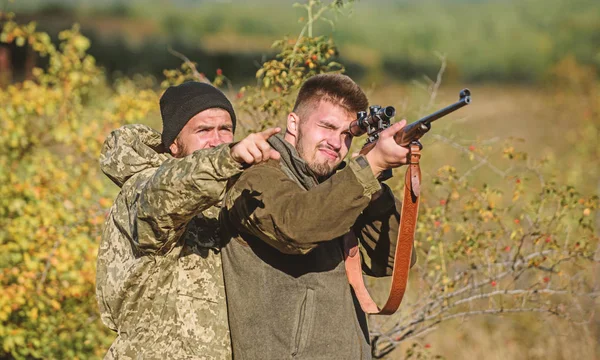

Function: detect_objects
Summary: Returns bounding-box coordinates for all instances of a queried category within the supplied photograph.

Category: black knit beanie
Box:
[160,81,237,147]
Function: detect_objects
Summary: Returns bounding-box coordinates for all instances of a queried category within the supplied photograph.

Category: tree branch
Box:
[167,46,210,83]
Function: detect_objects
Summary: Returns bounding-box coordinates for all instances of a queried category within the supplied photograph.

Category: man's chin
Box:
[309,160,339,177]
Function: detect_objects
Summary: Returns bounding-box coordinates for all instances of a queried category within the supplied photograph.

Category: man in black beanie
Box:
[96,81,280,359]
[160,81,278,161]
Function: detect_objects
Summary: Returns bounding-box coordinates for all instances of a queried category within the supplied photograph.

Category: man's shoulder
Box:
[224,160,286,206]
[119,166,159,193]
[248,158,282,170]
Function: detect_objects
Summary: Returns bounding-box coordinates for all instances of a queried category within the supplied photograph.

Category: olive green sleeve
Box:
[223,157,381,255]
[354,183,417,277]
[132,144,243,254]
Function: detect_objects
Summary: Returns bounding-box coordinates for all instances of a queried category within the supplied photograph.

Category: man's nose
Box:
[207,130,228,148]
[206,131,222,148]
[327,133,343,150]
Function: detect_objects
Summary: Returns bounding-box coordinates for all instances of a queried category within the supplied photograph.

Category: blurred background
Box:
[0,0,598,359]
[4,0,599,84]
[3,0,598,186]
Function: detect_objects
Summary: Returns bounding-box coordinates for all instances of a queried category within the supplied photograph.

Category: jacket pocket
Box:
[292,288,316,357]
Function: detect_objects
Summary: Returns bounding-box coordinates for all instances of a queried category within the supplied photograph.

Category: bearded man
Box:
[96,81,280,359]
[221,74,416,359]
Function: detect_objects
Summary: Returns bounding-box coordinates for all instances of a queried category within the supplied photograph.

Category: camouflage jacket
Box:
[96,124,242,359]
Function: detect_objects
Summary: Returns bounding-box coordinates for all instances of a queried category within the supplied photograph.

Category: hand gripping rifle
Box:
[343,89,472,315]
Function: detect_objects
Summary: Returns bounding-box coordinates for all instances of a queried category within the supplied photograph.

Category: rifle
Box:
[343,89,472,315]
[349,88,472,179]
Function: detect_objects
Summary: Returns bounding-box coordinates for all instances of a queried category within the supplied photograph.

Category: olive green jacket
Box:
[96,124,242,359]
[221,134,414,360]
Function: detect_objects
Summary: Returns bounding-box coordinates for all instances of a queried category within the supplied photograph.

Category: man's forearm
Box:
[134,144,242,254]
[225,157,382,255]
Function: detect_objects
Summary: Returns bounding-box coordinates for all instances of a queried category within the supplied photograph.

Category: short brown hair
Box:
[293,74,368,120]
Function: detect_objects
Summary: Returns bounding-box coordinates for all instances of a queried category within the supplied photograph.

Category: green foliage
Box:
[239,35,343,128]
[136,0,600,83]
[11,0,599,83]
[235,0,353,129]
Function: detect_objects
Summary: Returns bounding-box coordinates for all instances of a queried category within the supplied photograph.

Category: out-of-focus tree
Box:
[0,11,160,358]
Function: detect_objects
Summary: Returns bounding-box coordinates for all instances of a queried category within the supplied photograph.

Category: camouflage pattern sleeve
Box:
[223,157,380,255]
[134,144,243,255]
[353,183,417,277]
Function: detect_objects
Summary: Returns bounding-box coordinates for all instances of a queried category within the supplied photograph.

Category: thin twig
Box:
[167,46,210,84]
[289,1,329,69]
[432,133,509,178]
[451,288,569,307]
[37,239,60,293]
[425,53,446,112]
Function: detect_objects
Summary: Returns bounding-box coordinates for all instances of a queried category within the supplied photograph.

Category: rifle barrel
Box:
[393,88,471,146]
[418,88,471,126]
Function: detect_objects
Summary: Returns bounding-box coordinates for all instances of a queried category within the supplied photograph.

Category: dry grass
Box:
[384,312,598,360]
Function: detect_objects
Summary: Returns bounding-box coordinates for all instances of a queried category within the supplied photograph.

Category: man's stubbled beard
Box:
[296,125,336,178]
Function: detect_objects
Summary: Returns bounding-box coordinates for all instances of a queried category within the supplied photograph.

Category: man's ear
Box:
[287,112,299,137]
[169,142,179,157]
[284,112,300,146]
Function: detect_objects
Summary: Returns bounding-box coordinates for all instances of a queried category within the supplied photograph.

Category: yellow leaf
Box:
[29,307,38,321]
[50,300,61,310]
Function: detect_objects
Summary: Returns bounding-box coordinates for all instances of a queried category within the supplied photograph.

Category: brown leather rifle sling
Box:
[343,142,422,315]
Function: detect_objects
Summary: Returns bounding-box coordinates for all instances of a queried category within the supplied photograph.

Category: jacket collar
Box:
[100,124,170,188]
[267,133,345,190]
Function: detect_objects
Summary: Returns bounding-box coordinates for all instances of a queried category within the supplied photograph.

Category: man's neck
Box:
[283,131,296,148]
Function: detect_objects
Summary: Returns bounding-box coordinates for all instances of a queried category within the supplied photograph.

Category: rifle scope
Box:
[348,105,396,137]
